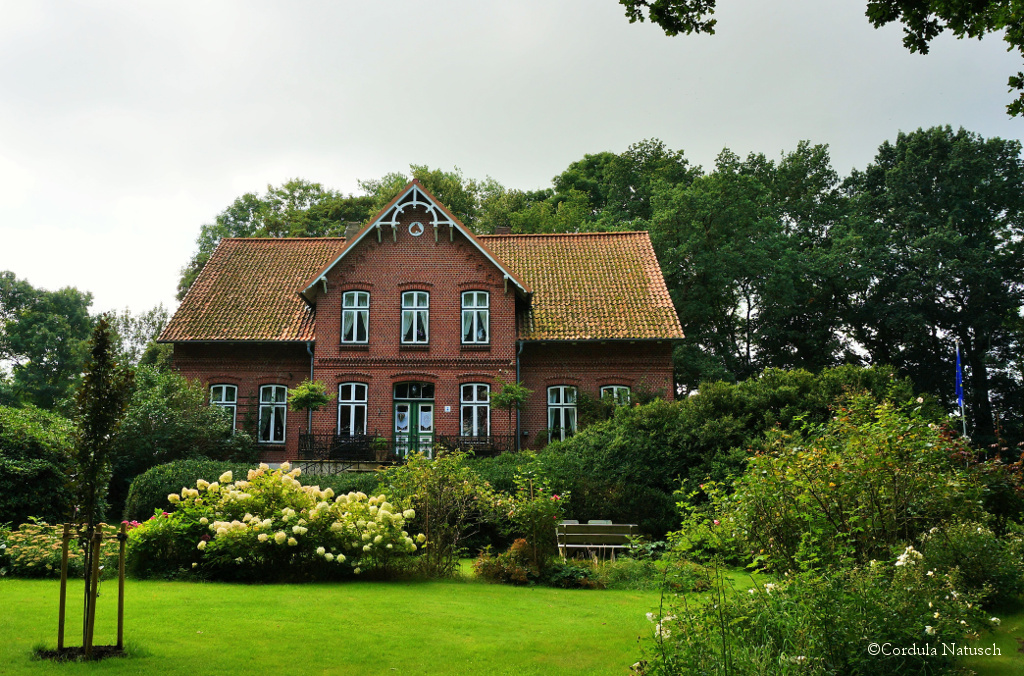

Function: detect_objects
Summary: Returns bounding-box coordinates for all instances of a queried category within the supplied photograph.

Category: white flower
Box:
[234,557,243,564]
[316,546,326,556]
[363,544,372,552]
[991,617,1001,626]
[925,626,935,635]
[338,554,346,563]
[373,535,383,544]
[280,462,291,472]
[764,583,776,594]
[197,541,206,551]
[259,463,269,471]
[257,533,268,543]
[353,567,361,574]
[403,509,415,519]
[168,493,180,504]
[197,479,209,490]
[274,531,287,544]
[416,534,426,544]
[287,537,298,546]
[325,553,334,562]
[646,612,655,622]
[200,517,209,525]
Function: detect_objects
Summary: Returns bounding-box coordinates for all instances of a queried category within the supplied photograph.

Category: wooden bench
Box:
[556,521,638,560]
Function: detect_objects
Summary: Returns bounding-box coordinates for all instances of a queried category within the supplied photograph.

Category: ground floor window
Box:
[338,383,367,436]
[210,384,237,429]
[600,385,631,406]
[259,385,287,443]
[460,383,490,436]
[547,385,577,442]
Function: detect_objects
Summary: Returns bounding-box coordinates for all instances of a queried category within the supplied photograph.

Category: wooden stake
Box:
[84,529,102,659]
[117,523,126,649]
[57,524,71,651]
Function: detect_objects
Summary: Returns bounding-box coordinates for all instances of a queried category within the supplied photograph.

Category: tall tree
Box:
[0,272,93,408]
[619,0,1024,116]
[177,179,375,299]
[843,126,1024,442]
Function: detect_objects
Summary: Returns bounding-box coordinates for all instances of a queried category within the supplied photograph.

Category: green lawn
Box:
[0,577,660,675]
[1,576,1020,675]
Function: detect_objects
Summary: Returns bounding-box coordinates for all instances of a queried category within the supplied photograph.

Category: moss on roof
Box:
[161,231,682,343]
[159,238,346,342]
[480,231,683,341]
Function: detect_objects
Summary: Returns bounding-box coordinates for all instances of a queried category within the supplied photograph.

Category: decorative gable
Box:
[298,180,530,304]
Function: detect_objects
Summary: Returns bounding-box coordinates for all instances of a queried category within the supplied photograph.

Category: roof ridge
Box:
[478,231,648,238]
[222,237,348,242]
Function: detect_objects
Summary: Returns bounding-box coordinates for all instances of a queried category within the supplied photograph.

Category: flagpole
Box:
[955,339,967,438]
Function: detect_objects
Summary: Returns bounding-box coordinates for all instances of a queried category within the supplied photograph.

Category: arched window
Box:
[461,291,489,344]
[259,385,287,443]
[547,386,577,442]
[401,291,429,344]
[210,384,237,429]
[337,383,368,436]
[460,383,490,437]
[342,291,369,343]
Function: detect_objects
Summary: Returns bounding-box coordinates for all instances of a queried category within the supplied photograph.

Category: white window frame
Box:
[401,291,429,344]
[341,291,370,344]
[461,291,490,344]
[258,385,288,444]
[210,384,238,430]
[337,382,368,436]
[460,383,490,437]
[600,385,631,406]
[547,385,578,442]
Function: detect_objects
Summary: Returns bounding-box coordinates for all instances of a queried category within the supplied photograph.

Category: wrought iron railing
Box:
[433,434,517,457]
[297,434,395,462]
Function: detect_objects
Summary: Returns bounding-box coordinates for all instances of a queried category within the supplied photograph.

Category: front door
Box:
[393,382,435,457]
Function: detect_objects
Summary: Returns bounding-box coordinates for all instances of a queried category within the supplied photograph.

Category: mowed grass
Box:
[0,577,661,676]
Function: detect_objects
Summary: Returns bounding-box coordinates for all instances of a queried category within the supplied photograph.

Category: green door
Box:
[394,401,434,457]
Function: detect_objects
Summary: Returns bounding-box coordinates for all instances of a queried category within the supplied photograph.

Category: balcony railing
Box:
[433,434,516,457]
[298,433,517,466]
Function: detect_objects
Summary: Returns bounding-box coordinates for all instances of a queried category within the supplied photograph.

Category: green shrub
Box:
[108,366,258,517]
[127,463,423,581]
[682,396,985,570]
[0,405,76,525]
[918,520,1024,608]
[474,539,539,585]
[468,452,535,494]
[638,558,996,676]
[382,451,497,577]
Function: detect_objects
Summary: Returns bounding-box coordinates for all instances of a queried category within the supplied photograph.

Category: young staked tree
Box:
[71,315,133,646]
[490,373,532,451]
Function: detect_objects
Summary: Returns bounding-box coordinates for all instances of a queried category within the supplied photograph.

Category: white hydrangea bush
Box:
[130,462,425,580]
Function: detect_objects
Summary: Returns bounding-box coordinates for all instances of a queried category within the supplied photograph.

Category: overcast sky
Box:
[0,1,1020,316]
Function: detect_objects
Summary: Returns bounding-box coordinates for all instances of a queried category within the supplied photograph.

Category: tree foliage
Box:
[618,0,1024,115]
[0,271,93,409]
[108,304,169,366]
[0,405,76,525]
[843,126,1024,442]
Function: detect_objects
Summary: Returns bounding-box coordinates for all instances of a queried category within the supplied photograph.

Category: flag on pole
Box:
[955,342,964,409]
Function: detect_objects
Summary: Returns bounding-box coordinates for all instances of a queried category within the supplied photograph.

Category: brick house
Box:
[159,180,683,464]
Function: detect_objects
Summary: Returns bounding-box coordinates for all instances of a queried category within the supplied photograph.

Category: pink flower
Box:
[713,520,720,526]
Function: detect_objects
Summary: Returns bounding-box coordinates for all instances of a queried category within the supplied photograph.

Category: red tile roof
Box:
[160,238,346,342]
[480,231,683,341]
[161,231,683,343]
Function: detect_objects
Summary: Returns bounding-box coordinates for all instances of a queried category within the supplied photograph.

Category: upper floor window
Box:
[600,385,631,406]
[342,291,369,343]
[401,291,429,344]
[210,384,237,429]
[259,385,287,444]
[460,383,490,437]
[547,385,577,442]
[338,383,368,436]
[461,291,489,344]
